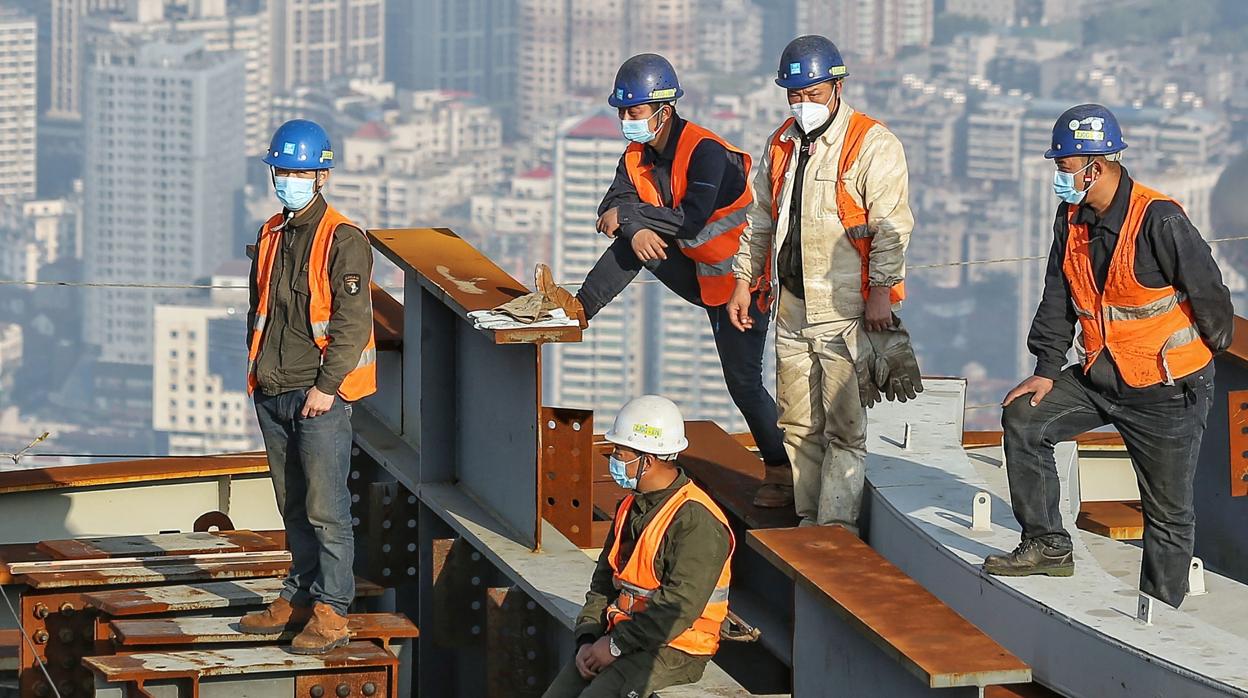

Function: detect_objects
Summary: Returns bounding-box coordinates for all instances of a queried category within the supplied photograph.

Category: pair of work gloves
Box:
[856,313,924,408]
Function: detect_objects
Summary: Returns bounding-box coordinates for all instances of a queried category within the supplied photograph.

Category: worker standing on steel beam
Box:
[240,119,377,652]
[985,104,1233,608]
[544,396,734,697]
[731,35,919,528]
[535,53,790,494]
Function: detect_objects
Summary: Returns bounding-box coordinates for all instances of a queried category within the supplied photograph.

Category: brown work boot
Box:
[238,597,312,635]
[752,464,794,508]
[535,263,588,329]
[291,603,352,655]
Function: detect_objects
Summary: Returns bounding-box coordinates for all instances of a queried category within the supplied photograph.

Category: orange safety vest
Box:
[1062,182,1212,388]
[757,113,906,311]
[604,480,735,657]
[623,122,753,307]
[247,204,377,401]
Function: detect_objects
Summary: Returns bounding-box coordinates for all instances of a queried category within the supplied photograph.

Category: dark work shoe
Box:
[983,539,1074,578]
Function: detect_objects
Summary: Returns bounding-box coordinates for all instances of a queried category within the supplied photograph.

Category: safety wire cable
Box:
[0,235,1246,290]
[0,584,63,698]
[0,235,1243,461]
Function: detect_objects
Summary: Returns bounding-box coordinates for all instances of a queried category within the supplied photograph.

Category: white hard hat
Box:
[603,395,689,457]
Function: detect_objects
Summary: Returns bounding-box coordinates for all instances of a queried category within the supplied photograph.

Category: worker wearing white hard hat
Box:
[544,396,735,697]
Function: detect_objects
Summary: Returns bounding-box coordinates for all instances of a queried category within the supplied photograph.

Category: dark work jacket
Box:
[247,194,374,397]
[574,470,731,657]
[777,107,837,298]
[1028,170,1234,403]
[598,114,748,241]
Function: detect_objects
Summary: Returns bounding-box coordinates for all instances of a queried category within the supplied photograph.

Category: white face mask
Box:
[790,91,835,133]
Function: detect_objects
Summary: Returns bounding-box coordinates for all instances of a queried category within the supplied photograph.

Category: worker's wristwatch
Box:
[608,636,622,657]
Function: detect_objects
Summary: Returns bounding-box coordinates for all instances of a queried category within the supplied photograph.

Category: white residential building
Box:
[83,0,272,154]
[698,0,763,75]
[83,37,245,365]
[269,0,385,92]
[470,167,554,280]
[0,7,38,203]
[152,263,262,455]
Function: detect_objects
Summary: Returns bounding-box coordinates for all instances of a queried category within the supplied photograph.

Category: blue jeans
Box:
[577,235,788,465]
[254,388,356,614]
[1002,367,1214,607]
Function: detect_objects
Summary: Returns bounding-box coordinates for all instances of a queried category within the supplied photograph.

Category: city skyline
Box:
[1,0,1246,464]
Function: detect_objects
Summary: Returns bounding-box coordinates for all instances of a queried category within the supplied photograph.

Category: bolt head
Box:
[336,683,351,697]
[362,683,377,696]
[310,685,325,698]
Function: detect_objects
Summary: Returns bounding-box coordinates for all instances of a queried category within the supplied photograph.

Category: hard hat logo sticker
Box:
[320,150,333,162]
[282,142,297,156]
[789,62,801,75]
[632,424,663,438]
[649,88,677,100]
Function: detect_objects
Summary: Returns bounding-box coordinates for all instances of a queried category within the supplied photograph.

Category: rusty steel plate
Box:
[430,538,490,649]
[84,641,396,682]
[540,407,594,548]
[1231,390,1248,497]
[485,587,547,698]
[748,526,1030,687]
[110,613,418,647]
[678,421,799,530]
[297,667,391,698]
[368,228,580,345]
[36,531,283,561]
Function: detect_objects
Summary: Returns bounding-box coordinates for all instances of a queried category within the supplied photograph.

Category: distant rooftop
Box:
[352,121,391,141]
[519,166,552,179]
[566,113,620,140]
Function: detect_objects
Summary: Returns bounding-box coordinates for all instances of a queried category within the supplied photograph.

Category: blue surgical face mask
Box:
[274,175,317,211]
[621,107,665,144]
[609,454,642,490]
[1052,161,1095,205]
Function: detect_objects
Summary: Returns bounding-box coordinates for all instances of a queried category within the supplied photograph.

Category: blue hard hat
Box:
[1044,104,1127,159]
[263,119,335,170]
[776,35,848,90]
[608,54,683,109]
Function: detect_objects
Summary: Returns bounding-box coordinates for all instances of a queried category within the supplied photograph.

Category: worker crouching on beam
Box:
[544,396,735,697]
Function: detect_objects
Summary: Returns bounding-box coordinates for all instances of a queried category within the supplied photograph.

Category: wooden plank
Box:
[0,454,268,496]
[748,526,1030,689]
[36,531,282,560]
[678,421,799,530]
[963,430,1126,450]
[368,227,580,345]
[84,641,396,681]
[110,613,419,646]
[1076,500,1145,541]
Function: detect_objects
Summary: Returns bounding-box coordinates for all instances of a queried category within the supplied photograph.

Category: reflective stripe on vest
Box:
[623,121,753,307]
[757,114,906,312]
[1061,182,1212,388]
[604,481,735,657]
[247,204,378,401]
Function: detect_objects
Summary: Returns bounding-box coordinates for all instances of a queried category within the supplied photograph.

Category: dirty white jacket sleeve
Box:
[735,134,778,283]
[857,128,914,288]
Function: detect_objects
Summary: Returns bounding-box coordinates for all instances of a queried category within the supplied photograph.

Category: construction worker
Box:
[543,395,734,698]
[536,54,790,501]
[730,36,916,528]
[984,104,1233,608]
[240,119,377,651]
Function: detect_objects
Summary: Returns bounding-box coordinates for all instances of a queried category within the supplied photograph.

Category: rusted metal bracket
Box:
[485,587,548,698]
[19,590,109,698]
[430,538,492,648]
[296,667,392,698]
[1231,390,1248,497]
[540,407,595,548]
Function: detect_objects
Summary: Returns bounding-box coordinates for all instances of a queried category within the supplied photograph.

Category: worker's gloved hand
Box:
[866,314,923,403]
[854,349,883,408]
